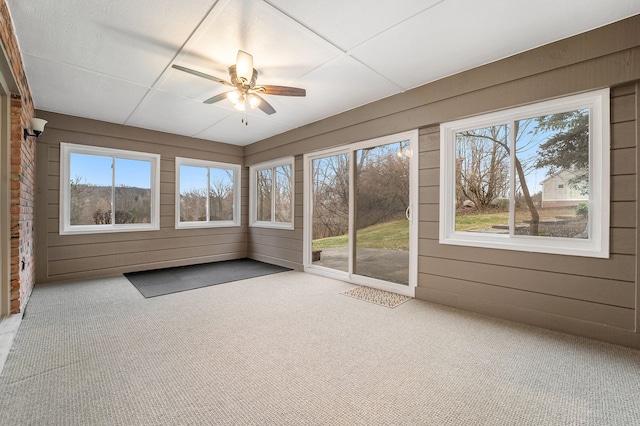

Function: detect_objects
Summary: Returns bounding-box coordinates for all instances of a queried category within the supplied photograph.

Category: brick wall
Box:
[1,1,36,314]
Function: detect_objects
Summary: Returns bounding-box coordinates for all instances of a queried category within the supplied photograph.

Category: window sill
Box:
[176,221,240,229]
[249,221,294,230]
[440,232,609,259]
[60,224,159,235]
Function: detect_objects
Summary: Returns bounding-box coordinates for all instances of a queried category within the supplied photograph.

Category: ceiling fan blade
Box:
[172,64,233,87]
[253,94,276,115]
[236,50,254,82]
[203,92,232,104]
[259,85,306,97]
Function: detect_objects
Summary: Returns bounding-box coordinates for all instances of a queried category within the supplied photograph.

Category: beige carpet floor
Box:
[1,271,639,425]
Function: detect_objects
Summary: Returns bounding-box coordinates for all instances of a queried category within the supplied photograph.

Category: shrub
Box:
[575,203,589,218]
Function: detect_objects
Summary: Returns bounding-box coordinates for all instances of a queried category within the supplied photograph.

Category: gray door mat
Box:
[125,258,291,298]
[341,286,412,308]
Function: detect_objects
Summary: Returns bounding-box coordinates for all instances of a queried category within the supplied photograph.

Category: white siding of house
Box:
[541,170,589,207]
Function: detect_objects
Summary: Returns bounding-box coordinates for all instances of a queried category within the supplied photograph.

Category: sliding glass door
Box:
[305,131,418,295]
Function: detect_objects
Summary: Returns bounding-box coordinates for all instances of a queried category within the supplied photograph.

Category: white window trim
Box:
[59,143,160,235]
[249,157,295,230]
[175,157,241,229]
[439,89,610,258]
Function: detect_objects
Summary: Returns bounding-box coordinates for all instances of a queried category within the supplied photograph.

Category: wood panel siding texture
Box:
[243,15,640,348]
[35,112,248,283]
[416,88,637,341]
[246,155,303,270]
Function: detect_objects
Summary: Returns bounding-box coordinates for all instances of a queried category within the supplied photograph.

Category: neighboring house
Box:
[540,169,589,208]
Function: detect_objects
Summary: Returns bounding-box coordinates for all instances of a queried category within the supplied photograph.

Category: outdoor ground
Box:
[456,206,588,238]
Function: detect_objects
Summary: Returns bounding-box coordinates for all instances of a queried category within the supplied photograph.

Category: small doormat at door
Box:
[341,286,411,308]
[125,258,291,298]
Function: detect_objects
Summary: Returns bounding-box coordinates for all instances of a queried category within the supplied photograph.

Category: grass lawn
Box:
[313,219,409,250]
[311,207,582,249]
[455,206,581,231]
[455,211,509,231]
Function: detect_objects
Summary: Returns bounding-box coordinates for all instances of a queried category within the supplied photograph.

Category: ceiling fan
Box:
[172,50,306,115]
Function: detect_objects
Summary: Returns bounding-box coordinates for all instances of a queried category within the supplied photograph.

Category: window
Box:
[60,143,160,234]
[440,89,610,258]
[175,157,240,228]
[249,157,294,229]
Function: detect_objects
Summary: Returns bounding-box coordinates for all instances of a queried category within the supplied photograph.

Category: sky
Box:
[70,154,151,188]
[70,115,582,201]
[179,165,233,193]
[70,153,234,192]
[456,113,588,199]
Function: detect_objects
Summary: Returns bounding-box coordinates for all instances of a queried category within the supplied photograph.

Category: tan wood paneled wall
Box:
[417,85,637,346]
[247,155,303,270]
[35,112,248,282]
[244,16,640,347]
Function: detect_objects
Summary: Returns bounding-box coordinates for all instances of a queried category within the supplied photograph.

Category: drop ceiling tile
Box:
[195,113,295,146]
[181,0,340,85]
[127,90,233,138]
[9,0,640,147]
[286,55,402,127]
[267,0,442,51]
[350,0,640,90]
[158,66,232,103]
[7,0,216,86]
[24,55,149,124]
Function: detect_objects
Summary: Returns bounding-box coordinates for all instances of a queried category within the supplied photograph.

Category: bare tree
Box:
[458,120,542,235]
[256,168,272,221]
[456,126,509,212]
[114,184,151,223]
[209,170,234,221]
[69,175,93,225]
[355,141,409,229]
[274,165,292,222]
[180,188,207,221]
[312,141,412,240]
[312,154,349,239]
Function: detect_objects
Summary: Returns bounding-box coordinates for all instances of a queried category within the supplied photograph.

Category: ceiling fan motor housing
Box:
[229,65,258,90]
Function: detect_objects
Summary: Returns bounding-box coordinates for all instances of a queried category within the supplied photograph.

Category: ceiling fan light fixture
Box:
[234,100,246,111]
[227,90,240,104]
[248,94,260,109]
[236,50,254,83]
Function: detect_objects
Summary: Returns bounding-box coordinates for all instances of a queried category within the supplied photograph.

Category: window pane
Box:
[440,89,607,257]
[69,153,112,225]
[209,168,234,221]
[311,153,349,271]
[274,165,292,223]
[354,141,410,285]
[256,168,272,222]
[114,158,152,224]
[179,165,208,222]
[455,124,510,234]
[515,109,590,239]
